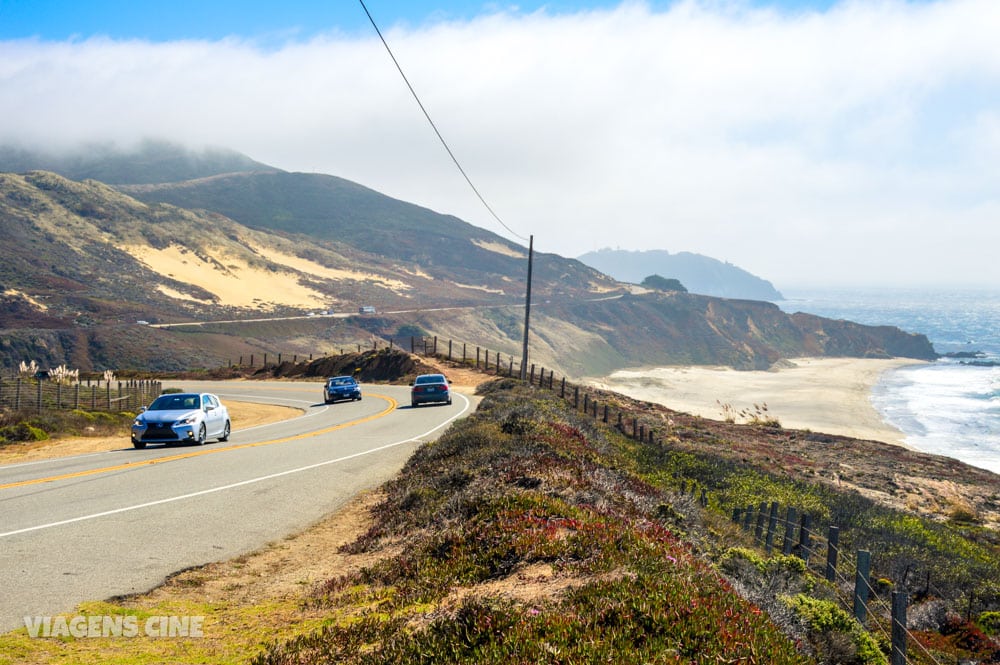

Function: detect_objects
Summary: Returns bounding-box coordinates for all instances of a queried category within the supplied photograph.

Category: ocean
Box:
[777,288,1000,475]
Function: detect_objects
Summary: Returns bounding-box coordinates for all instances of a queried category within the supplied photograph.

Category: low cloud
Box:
[2,0,998,288]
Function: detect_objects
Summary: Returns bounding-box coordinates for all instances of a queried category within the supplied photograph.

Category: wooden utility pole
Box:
[519,235,534,380]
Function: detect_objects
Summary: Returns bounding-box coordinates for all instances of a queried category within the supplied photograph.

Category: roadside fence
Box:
[0,377,161,414]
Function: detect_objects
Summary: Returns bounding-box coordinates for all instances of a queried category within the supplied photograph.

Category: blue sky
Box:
[0,1,842,41]
[0,0,996,288]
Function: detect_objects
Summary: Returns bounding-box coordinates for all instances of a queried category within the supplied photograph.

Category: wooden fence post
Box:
[891,591,908,665]
[732,507,742,523]
[448,339,453,360]
[560,377,566,398]
[825,526,840,582]
[603,405,609,423]
[797,513,813,563]
[433,336,438,355]
[583,393,589,412]
[854,550,872,625]
[742,505,754,531]
[782,507,797,555]
[754,501,768,542]
[574,386,579,408]
[765,501,780,554]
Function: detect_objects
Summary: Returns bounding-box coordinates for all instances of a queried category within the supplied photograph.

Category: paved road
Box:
[0,380,475,633]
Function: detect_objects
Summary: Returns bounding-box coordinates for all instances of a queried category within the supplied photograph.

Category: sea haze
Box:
[778,288,1000,474]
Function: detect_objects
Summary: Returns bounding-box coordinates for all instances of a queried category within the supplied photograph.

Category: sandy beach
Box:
[590,357,924,447]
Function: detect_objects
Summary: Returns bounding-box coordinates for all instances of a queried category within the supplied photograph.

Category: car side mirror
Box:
[205,405,214,412]
[139,406,147,413]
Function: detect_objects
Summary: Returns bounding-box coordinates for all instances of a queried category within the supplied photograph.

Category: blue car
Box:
[131,392,231,449]
[324,376,362,404]
[410,373,452,407]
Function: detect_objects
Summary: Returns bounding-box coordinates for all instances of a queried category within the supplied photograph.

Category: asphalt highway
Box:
[0,380,475,633]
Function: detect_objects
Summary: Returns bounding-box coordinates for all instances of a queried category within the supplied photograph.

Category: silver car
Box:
[131,392,231,449]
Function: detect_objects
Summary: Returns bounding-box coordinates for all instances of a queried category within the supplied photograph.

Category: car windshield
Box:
[148,394,200,411]
[415,375,445,385]
[329,378,354,386]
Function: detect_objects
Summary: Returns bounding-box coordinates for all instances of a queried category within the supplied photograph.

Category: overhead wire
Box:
[358,0,529,243]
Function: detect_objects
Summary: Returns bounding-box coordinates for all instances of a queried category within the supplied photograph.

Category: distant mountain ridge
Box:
[579,248,784,301]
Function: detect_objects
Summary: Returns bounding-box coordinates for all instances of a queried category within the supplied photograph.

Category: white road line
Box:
[0,394,471,540]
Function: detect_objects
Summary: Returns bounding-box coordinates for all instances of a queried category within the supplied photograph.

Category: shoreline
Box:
[589,357,925,447]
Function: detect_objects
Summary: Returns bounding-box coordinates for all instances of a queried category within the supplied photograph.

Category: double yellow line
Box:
[0,394,398,491]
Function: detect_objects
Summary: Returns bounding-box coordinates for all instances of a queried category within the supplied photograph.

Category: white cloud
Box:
[1,0,999,288]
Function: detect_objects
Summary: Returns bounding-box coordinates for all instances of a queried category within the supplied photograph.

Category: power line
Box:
[358,0,528,243]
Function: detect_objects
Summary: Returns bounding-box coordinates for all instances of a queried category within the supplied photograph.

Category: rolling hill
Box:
[0,144,936,374]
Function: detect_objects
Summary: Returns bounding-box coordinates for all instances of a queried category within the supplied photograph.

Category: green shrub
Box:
[980,611,1000,635]
[0,422,48,443]
[782,594,884,665]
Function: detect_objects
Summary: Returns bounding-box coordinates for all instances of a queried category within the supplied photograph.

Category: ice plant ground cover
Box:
[252,380,1000,664]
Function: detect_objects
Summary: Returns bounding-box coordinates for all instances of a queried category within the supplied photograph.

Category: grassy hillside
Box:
[250,379,998,665]
[119,170,613,293]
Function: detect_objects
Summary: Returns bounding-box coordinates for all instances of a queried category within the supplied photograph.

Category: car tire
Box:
[132,439,146,449]
[195,424,207,445]
[447,397,453,405]
[219,421,231,442]
[411,401,418,408]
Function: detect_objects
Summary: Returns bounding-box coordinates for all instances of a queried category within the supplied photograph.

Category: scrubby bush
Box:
[0,422,48,444]
[782,594,884,665]
[980,610,1000,636]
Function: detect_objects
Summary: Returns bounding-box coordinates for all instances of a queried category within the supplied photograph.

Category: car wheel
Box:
[132,439,146,449]
[218,421,231,442]
[195,424,207,445]
[447,397,453,405]
[411,400,418,408]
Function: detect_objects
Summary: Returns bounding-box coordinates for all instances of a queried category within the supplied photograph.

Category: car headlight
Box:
[133,419,144,427]
[177,415,199,425]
